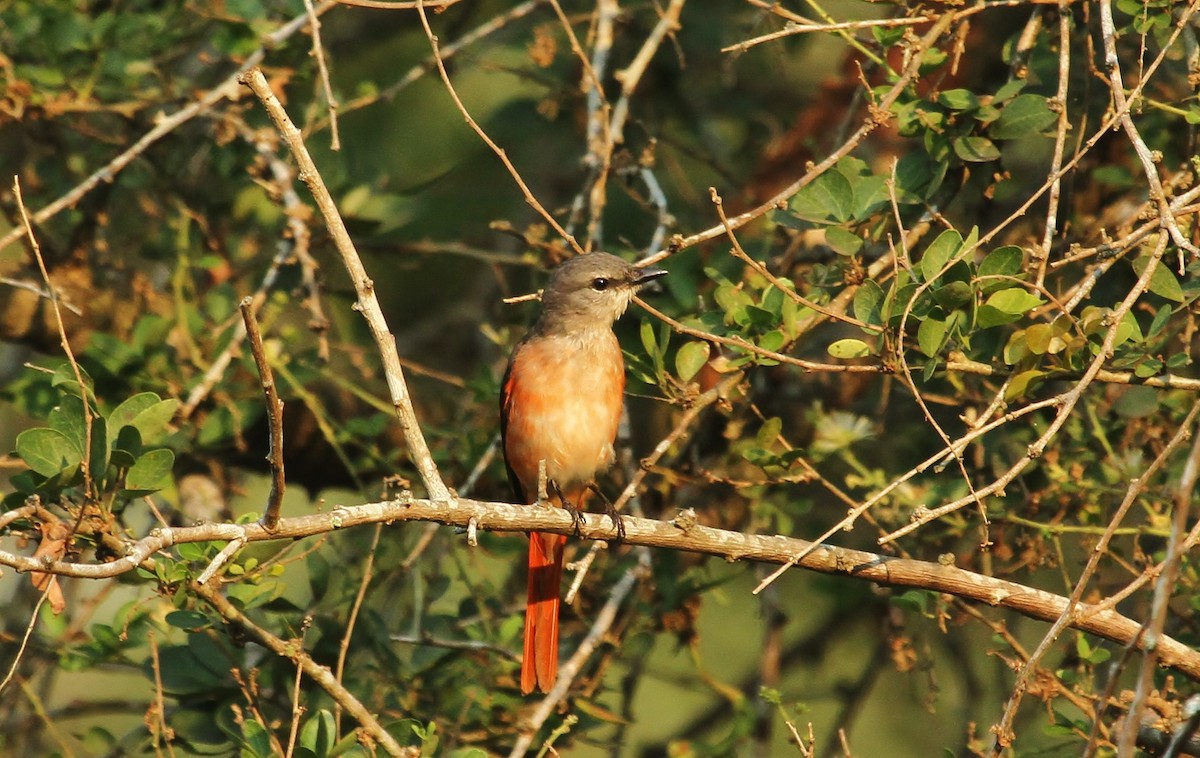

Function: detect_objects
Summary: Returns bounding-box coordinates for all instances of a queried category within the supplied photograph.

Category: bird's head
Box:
[537,252,667,331]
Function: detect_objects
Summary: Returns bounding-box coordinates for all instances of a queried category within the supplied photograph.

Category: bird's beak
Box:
[632,267,668,286]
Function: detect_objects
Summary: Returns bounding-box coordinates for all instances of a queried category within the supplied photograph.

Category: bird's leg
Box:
[550,480,586,538]
[536,459,549,506]
[588,483,625,542]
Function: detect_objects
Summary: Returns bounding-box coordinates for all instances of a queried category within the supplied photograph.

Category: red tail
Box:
[522,531,566,694]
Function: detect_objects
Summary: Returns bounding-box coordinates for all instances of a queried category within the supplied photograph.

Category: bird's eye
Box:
[590,277,610,291]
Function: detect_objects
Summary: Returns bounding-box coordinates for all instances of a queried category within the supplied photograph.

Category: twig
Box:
[1099,0,1200,271]
[196,534,247,585]
[0,2,338,257]
[147,631,178,758]
[284,616,312,758]
[608,0,687,145]
[0,588,53,696]
[192,580,407,756]
[391,633,520,662]
[646,10,958,264]
[239,297,287,529]
[990,397,1200,750]
[303,0,340,151]
[1033,1,1073,288]
[13,177,96,502]
[414,1,583,255]
[333,524,382,735]
[239,68,452,502]
[1118,407,1200,754]
[0,278,83,315]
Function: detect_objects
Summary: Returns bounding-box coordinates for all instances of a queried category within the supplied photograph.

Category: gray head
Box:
[536,252,667,332]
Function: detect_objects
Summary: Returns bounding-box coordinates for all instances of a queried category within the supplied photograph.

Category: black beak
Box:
[632,267,668,286]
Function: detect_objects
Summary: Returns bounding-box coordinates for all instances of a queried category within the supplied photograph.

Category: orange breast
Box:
[502,330,625,503]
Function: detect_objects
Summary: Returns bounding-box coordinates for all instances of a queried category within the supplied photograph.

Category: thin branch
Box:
[239,67,451,502]
[303,0,340,151]
[646,9,959,264]
[192,581,407,757]
[239,297,287,530]
[414,1,583,255]
[0,2,338,257]
[13,177,96,502]
[1099,0,1200,270]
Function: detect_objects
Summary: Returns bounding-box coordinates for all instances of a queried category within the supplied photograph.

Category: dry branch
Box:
[4,497,1200,681]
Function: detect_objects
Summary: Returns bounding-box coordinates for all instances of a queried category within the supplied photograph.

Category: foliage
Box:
[2,1,1200,756]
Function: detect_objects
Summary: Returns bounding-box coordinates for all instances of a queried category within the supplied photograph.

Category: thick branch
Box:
[5,497,1200,681]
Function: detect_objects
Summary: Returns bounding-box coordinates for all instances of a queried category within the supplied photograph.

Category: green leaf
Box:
[107,393,160,446]
[937,89,979,111]
[165,610,211,631]
[827,338,872,359]
[853,280,884,327]
[953,136,1001,162]
[790,170,854,223]
[48,395,89,455]
[675,341,711,383]
[1114,386,1158,419]
[920,229,963,282]
[917,316,948,357]
[932,281,973,310]
[299,710,337,758]
[16,428,82,477]
[894,152,945,202]
[984,288,1043,316]
[125,449,175,491]
[991,94,1057,139]
[241,719,273,758]
[1132,255,1185,303]
[825,227,863,256]
[1005,369,1047,401]
[977,245,1024,293]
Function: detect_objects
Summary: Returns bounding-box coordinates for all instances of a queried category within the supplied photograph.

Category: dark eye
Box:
[590,277,610,291]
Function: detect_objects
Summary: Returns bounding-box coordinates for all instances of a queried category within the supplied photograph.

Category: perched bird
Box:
[500,252,667,694]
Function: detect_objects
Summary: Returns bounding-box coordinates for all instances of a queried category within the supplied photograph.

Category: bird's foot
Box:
[551,480,586,537]
[589,483,625,542]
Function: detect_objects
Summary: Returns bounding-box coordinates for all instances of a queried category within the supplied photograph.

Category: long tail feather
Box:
[522,531,566,694]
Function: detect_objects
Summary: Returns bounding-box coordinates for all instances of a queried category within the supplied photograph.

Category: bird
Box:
[500,251,667,694]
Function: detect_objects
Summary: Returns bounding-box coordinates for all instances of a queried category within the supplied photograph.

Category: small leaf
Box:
[920,229,964,282]
[917,317,948,357]
[932,281,973,310]
[977,245,1025,294]
[1132,255,1185,303]
[1005,369,1047,401]
[16,428,82,478]
[125,449,175,491]
[827,338,872,359]
[825,227,863,256]
[953,136,1001,162]
[165,610,211,631]
[299,709,337,758]
[790,170,855,223]
[675,341,711,383]
[937,89,979,111]
[985,288,1043,316]
[854,280,885,327]
[107,393,160,443]
[991,94,1057,139]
